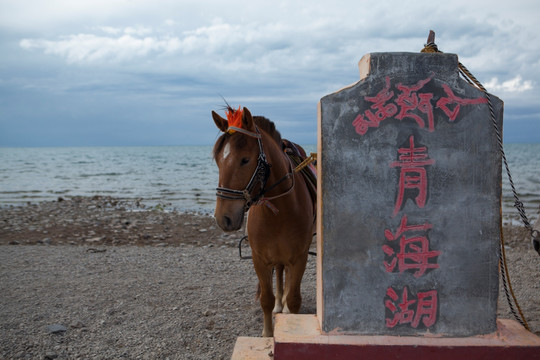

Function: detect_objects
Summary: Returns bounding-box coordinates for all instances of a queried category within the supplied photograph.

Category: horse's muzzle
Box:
[215,207,245,232]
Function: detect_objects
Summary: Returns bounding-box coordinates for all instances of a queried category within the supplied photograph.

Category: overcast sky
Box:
[1,0,539,146]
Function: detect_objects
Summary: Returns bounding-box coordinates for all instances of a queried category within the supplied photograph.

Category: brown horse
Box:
[212,106,315,337]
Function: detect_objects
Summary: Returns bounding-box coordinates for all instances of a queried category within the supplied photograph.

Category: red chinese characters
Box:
[395,75,435,131]
[390,135,435,216]
[383,215,440,278]
[353,77,397,135]
[362,74,482,330]
[383,135,440,329]
[352,76,487,135]
[385,286,438,328]
[436,84,488,121]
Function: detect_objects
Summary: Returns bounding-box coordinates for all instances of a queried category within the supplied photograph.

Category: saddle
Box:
[282,139,317,206]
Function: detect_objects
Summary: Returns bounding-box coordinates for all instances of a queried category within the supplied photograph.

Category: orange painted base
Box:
[271,314,540,360]
[230,336,274,360]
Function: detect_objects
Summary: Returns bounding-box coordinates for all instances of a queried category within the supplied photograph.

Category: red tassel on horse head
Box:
[226,106,244,134]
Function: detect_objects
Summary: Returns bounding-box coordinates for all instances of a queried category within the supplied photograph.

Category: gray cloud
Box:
[1,0,539,146]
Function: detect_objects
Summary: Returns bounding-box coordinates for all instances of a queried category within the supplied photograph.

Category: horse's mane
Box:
[213,111,282,159]
[253,116,282,145]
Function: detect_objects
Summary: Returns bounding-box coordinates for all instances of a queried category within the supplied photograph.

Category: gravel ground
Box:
[0,197,538,359]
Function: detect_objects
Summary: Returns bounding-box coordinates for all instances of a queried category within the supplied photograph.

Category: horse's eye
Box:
[240,158,250,166]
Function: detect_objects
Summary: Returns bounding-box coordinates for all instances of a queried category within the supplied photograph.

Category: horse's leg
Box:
[282,267,289,312]
[281,266,291,314]
[273,264,284,314]
[253,260,275,337]
[284,252,309,314]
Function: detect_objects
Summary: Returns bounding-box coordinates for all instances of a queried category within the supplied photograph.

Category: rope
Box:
[421,33,531,331]
[238,236,252,260]
[459,62,530,331]
[293,152,317,173]
[499,222,530,330]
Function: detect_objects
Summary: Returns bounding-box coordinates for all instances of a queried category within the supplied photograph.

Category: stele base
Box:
[231,314,540,360]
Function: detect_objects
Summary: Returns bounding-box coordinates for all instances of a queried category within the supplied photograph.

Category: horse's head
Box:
[212,106,262,231]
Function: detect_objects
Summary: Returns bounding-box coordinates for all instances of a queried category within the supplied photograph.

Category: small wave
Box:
[19,194,46,199]
[151,183,169,187]
[0,190,42,194]
[80,173,124,178]
[196,199,214,205]
[46,190,70,194]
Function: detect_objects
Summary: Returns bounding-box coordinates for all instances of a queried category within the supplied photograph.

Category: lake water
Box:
[0,144,538,222]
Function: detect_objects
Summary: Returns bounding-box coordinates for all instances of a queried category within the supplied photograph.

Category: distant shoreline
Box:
[2,194,537,225]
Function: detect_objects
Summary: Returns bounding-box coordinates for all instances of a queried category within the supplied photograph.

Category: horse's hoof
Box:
[272,305,283,314]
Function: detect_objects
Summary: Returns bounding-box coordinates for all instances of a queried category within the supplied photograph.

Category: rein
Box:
[215,126,295,213]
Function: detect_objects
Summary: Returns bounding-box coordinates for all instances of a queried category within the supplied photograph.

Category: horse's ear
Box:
[212,111,228,132]
[242,107,255,131]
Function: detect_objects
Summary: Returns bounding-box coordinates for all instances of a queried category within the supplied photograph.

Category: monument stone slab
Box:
[317,52,503,336]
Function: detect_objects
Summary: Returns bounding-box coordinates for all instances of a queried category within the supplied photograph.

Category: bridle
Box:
[215,125,294,213]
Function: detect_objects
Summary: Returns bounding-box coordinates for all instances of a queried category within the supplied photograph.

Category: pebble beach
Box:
[0,196,538,359]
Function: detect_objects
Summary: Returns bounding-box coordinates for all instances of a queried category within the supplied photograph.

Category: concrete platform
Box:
[230,336,274,360]
[271,314,540,359]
